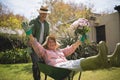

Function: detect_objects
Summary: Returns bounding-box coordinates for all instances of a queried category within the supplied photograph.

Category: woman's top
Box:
[31,40,76,66]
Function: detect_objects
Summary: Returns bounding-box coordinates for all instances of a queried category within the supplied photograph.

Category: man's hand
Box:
[21,21,33,35]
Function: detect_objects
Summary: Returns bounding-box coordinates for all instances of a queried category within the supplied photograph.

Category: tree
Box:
[42,0,92,35]
[0,3,27,51]
[0,3,25,29]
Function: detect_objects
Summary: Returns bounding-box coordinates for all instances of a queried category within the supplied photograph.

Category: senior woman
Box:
[22,21,115,72]
[27,34,108,71]
[30,34,83,71]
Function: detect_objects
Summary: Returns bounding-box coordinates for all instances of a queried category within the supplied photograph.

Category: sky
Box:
[0,0,120,20]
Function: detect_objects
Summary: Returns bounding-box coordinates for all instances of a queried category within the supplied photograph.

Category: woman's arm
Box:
[29,34,46,57]
[22,22,46,57]
[72,40,81,50]
[61,40,81,57]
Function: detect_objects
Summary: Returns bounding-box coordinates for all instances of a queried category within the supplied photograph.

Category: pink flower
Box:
[70,18,90,36]
[70,18,90,29]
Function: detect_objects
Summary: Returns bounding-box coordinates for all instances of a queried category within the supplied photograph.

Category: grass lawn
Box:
[0,63,120,80]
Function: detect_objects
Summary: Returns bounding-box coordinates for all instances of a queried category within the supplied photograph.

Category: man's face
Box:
[40,13,47,21]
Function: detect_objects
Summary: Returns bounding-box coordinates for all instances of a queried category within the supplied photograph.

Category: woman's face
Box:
[47,39,56,50]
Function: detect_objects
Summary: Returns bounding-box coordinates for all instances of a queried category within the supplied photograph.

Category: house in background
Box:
[89,5,120,54]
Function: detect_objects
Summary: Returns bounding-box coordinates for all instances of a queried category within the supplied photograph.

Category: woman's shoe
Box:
[108,43,120,67]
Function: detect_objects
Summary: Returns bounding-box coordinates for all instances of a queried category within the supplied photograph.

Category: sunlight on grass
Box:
[75,67,120,80]
[0,63,53,80]
[0,63,33,80]
[0,63,120,80]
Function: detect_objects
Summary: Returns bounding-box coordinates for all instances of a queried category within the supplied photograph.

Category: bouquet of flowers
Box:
[70,18,90,42]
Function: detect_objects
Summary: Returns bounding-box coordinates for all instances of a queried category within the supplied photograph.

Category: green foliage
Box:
[0,13,24,29]
[0,4,30,64]
[0,48,31,64]
[0,3,25,29]
[75,27,90,36]
[0,33,28,52]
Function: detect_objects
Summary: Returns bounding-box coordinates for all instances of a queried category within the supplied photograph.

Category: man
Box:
[29,5,50,80]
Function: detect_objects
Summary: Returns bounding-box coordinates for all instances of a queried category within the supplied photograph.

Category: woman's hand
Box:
[80,34,87,43]
[21,21,33,35]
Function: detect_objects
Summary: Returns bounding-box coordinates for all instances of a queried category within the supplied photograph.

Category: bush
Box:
[0,48,31,64]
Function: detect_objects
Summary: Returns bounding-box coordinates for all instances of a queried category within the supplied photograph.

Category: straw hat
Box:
[37,5,51,14]
[42,34,61,49]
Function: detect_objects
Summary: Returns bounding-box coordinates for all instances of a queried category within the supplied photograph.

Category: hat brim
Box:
[37,10,51,14]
